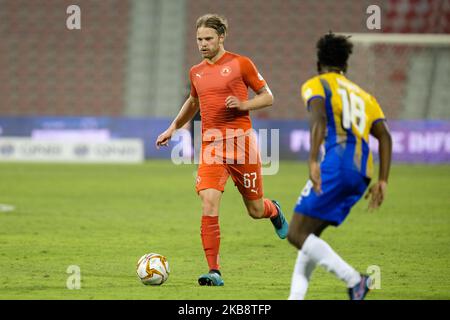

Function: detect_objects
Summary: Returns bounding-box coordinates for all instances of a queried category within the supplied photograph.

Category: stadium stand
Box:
[186,0,381,120]
[0,0,130,116]
[0,0,448,119]
[384,0,449,34]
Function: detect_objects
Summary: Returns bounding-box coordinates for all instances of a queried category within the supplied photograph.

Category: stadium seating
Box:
[384,0,450,34]
[186,0,449,120]
[0,0,130,116]
[0,0,448,119]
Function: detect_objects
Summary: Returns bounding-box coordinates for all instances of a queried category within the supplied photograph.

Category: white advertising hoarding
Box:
[0,137,144,163]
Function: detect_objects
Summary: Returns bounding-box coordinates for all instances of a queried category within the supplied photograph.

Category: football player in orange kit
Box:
[156,14,288,286]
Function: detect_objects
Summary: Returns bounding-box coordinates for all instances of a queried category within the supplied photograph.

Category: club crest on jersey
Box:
[220,66,232,77]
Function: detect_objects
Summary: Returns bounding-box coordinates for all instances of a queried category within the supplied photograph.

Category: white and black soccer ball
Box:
[136,253,170,285]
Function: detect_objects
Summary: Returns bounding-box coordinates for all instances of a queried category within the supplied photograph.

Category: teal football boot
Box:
[198,270,224,286]
[270,200,289,239]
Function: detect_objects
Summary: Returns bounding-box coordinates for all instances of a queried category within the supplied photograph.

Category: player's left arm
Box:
[365,119,392,210]
[225,56,273,111]
[226,85,273,111]
[308,97,327,195]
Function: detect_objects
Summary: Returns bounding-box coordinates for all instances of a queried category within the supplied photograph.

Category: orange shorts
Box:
[195,134,264,200]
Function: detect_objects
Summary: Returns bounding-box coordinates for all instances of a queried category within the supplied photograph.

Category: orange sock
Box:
[200,216,220,271]
[263,198,278,219]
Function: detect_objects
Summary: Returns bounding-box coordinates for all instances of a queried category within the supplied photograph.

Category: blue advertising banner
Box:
[0,117,449,163]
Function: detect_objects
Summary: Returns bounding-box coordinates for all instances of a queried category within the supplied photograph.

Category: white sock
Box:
[302,234,361,288]
[288,250,316,300]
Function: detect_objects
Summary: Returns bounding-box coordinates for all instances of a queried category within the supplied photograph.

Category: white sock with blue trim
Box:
[302,234,361,288]
[288,250,316,300]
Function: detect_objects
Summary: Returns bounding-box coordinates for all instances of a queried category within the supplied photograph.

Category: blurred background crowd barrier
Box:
[0,0,449,163]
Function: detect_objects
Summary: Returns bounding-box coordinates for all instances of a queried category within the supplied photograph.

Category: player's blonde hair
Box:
[196,14,228,37]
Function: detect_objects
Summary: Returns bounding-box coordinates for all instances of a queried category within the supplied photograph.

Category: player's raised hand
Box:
[225,96,244,110]
[365,180,387,211]
[309,161,322,195]
[155,128,174,149]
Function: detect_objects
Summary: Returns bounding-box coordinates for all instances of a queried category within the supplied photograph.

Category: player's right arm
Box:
[155,95,199,149]
[308,98,327,195]
[301,77,326,195]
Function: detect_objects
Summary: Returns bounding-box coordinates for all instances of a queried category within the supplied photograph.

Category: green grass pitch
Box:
[0,161,449,300]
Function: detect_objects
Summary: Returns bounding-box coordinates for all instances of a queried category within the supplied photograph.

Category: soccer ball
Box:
[136,253,170,285]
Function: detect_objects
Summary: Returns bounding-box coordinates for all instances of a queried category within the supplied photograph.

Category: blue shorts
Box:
[293,168,370,226]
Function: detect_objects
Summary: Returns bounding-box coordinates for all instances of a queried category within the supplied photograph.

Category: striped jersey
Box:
[301,72,385,178]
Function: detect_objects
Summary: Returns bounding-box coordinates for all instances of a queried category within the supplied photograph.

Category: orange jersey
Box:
[189,51,266,141]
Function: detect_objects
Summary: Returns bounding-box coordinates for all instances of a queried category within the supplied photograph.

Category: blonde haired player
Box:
[156,14,288,286]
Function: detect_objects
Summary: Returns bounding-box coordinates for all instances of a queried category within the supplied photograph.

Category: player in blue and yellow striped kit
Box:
[287,33,392,300]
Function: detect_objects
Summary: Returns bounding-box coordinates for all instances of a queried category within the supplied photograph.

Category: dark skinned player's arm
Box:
[370,120,392,183]
[365,118,392,210]
[307,97,327,193]
[308,98,327,164]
